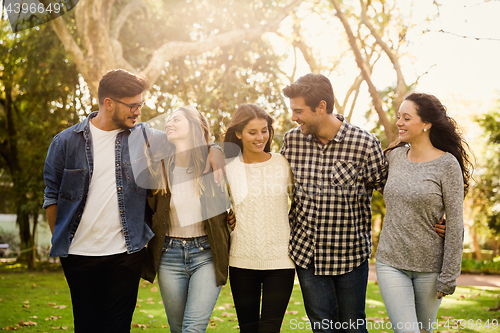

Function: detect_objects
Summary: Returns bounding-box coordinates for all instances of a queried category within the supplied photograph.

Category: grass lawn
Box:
[1,261,499,332]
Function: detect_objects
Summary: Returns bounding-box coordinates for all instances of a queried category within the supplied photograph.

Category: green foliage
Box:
[477,109,500,144]
[364,84,413,149]
[472,102,500,236]
[147,38,292,144]
[0,20,82,265]
[112,0,295,144]
[1,0,297,265]
[461,258,500,275]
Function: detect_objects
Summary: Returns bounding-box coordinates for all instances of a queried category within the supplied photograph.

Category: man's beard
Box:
[111,106,134,130]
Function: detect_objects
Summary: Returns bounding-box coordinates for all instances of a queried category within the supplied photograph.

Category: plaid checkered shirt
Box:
[280,114,388,276]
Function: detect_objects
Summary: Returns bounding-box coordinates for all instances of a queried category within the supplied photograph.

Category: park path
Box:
[368,264,500,288]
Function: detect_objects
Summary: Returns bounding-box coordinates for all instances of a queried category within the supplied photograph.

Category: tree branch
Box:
[290,46,298,83]
[140,0,303,85]
[103,0,117,30]
[110,0,143,39]
[360,0,406,112]
[346,87,361,123]
[291,12,321,73]
[49,16,87,75]
[330,0,396,143]
[75,0,94,59]
[435,29,500,42]
[412,64,436,87]
[110,39,136,73]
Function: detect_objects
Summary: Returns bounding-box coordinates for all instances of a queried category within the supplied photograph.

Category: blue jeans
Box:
[296,260,369,333]
[158,236,221,333]
[376,261,442,333]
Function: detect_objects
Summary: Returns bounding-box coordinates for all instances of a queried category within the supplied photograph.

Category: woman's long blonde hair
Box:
[151,106,211,196]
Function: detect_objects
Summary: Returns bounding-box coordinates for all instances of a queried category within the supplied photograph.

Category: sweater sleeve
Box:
[436,157,464,295]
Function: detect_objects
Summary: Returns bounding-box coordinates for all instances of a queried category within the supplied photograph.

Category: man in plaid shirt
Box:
[280,73,387,333]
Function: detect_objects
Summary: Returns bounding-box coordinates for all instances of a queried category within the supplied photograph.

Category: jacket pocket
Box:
[59,168,85,202]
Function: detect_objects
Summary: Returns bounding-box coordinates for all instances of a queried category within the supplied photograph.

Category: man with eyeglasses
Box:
[43,69,154,332]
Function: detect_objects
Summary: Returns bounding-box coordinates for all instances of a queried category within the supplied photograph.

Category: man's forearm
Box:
[46,204,57,234]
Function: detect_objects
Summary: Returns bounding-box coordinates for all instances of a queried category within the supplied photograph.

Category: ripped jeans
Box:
[376,260,442,333]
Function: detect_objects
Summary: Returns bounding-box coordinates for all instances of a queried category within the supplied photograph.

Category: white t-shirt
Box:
[68,121,127,256]
[167,166,206,238]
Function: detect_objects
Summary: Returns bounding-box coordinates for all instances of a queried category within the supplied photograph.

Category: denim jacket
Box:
[43,112,154,257]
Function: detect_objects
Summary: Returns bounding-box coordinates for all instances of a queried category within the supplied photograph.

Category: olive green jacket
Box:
[140,162,230,286]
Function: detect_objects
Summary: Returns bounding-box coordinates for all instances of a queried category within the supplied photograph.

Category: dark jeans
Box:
[60,249,145,333]
[295,260,369,333]
[229,266,295,333]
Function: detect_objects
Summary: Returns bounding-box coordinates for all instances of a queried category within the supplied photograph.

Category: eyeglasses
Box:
[109,98,145,112]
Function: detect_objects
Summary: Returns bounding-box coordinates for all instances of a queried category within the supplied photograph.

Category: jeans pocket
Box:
[199,238,211,251]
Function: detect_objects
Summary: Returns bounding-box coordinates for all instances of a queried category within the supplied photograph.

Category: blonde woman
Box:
[142,106,230,333]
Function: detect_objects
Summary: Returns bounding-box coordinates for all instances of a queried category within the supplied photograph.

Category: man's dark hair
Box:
[98,69,150,105]
[282,73,335,114]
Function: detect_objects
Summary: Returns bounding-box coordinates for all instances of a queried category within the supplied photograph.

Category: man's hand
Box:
[434,216,446,239]
[227,209,236,231]
[204,146,226,186]
[46,204,57,235]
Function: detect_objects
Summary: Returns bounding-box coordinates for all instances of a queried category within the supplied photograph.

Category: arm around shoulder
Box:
[366,139,388,193]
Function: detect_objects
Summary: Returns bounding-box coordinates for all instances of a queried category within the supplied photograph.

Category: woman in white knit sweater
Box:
[223,104,295,333]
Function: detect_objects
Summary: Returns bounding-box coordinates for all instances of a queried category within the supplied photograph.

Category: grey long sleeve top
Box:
[376,146,464,295]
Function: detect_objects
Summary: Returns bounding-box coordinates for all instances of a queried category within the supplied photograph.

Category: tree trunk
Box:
[2,79,37,269]
[16,203,36,269]
[31,211,39,267]
[359,0,407,113]
[470,225,482,261]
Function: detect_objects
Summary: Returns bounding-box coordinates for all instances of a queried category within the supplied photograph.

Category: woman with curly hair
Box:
[376,92,473,333]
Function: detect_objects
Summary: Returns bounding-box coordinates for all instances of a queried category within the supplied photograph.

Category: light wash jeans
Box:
[158,236,221,333]
[376,260,442,333]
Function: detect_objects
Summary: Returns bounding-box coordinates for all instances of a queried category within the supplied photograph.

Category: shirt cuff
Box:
[43,197,58,209]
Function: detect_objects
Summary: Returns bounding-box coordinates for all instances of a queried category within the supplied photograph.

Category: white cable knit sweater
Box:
[226,153,295,270]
